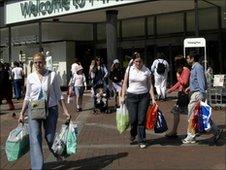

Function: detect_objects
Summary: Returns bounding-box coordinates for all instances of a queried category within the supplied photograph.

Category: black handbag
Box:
[30,72,51,120]
[154,110,168,133]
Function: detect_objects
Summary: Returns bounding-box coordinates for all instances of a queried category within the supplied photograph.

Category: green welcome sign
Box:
[6,0,144,24]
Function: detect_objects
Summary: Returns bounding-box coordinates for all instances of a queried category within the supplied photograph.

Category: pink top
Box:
[168,67,190,93]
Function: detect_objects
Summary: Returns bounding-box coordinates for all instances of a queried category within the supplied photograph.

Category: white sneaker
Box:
[139,143,147,149]
[182,134,196,144]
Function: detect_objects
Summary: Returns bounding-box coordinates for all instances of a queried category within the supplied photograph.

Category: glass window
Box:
[199,8,218,30]
[97,23,106,40]
[187,8,218,31]
[148,17,154,35]
[122,18,145,37]
[157,13,184,34]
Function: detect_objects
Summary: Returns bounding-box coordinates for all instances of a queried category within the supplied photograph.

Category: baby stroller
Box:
[92,80,110,114]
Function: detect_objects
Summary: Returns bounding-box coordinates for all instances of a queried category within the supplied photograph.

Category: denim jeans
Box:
[13,79,22,99]
[28,105,58,170]
[126,92,150,143]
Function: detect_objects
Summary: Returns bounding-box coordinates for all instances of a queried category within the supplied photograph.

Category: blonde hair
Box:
[33,52,46,63]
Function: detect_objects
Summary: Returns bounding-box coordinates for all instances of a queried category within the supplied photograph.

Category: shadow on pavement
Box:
[147,129,225,147]
[147,135,185,146]
[43,152,128,170]
[197,131,225,146]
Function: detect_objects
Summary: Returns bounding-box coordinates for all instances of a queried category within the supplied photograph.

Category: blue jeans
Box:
[28,105,58,170]
[126,92,150,143]
[13,79,22,99]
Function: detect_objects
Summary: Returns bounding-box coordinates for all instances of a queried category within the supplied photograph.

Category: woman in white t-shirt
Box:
[12,61,23,100]
[121,52,156,149]
[18,52,71,170]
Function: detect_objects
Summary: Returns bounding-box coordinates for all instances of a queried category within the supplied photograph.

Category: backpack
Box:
[156,60,166,75]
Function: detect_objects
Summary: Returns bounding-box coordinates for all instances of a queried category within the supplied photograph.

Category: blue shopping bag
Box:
[154,110,168,133]
[199,101,212,131]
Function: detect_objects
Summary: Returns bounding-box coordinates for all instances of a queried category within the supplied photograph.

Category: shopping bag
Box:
[116,104,129,134]
[5,123,29,161]
[154,110,168,133]
[190,102,200,132]
[146,103,158,129]
[199,101,212,131]
[52,124,69,157]
[66,122,78,155]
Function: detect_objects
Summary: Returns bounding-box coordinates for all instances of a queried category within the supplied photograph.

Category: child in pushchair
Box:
[93,82,110,114]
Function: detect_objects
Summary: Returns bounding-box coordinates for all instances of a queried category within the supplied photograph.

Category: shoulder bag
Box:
[30,71,51,120]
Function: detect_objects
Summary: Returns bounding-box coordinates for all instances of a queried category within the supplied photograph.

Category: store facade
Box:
[1,0,226,86]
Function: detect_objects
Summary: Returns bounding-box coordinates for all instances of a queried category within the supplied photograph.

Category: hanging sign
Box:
[6,0,147,24]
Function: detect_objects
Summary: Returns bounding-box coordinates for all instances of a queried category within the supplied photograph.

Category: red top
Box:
[168,67,190,93]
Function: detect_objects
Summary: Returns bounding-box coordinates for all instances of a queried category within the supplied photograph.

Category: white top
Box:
[12,67,23,80]
[73,73,87,87]
[151,59,169,76]
[46,56,53,71]
[126,65,151,94]
[24,71,64,107]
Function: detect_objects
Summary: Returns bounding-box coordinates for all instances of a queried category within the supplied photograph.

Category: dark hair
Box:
[188,51,200,62]
[13,61,19,67]
[132,52,141,60]
[175,55,188,74]
[175,55,187,67]
[95,56,103,63]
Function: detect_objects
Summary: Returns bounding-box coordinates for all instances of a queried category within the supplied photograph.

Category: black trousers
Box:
[126,92,150,143]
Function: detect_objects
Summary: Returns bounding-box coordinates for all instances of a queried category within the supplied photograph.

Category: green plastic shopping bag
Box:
[5,123,29,161]
[66,122,77,155]
[116,104,129,134]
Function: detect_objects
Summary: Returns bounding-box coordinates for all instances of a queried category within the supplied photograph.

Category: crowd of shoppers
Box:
[1,49,223,169]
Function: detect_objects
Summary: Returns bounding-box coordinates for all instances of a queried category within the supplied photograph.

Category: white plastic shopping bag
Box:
[116,104,129,134]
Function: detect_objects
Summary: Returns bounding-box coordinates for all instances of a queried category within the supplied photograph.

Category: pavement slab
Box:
[0,92,225,170]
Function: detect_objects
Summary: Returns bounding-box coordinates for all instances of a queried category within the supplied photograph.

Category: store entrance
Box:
[75,41,94,83]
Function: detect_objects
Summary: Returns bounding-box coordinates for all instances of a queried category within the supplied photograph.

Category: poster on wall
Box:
[213,75,226,87]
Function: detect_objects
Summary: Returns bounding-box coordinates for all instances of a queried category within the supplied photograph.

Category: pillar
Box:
[106,10,118,68]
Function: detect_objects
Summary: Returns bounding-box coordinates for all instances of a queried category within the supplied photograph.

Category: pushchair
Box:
[92,80,110,114]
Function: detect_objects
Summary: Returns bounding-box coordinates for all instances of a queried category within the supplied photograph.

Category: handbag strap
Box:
[127,64,132,88]
[46,71,51,105]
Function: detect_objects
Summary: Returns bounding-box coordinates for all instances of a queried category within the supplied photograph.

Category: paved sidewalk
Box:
[0,92,225,170]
